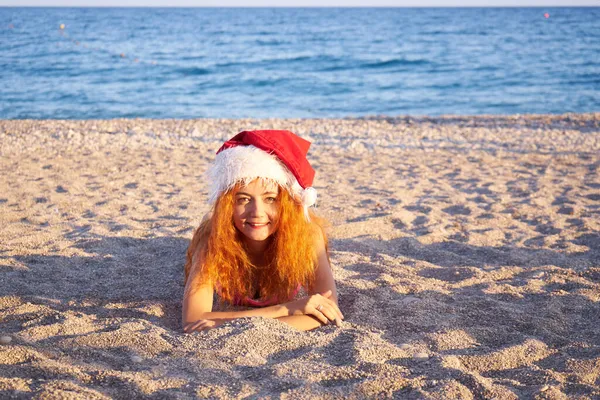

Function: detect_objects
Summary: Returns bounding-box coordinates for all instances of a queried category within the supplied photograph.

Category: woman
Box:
[182,130,344,332]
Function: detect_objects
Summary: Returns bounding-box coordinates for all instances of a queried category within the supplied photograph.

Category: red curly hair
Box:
[184,182,328,304]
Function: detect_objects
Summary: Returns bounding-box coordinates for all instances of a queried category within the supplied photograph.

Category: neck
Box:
[243,238,270,259]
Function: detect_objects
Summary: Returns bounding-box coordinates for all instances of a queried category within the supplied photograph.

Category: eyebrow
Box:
[235,191,278,197]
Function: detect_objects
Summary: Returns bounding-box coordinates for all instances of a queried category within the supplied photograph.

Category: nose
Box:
[248,199,266,217]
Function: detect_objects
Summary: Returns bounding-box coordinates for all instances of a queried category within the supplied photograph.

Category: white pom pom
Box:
[301,187,317,222]
[301,187,317,207]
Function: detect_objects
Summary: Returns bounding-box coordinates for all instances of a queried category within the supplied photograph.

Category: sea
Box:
[1,7,599,119]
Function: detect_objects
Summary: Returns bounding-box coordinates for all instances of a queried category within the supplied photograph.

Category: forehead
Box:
[234,178,279,194]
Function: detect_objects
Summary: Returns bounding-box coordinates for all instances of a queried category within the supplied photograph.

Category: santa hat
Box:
[206,130,318,219]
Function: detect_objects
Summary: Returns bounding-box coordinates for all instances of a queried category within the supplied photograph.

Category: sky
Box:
[1,0,597,6]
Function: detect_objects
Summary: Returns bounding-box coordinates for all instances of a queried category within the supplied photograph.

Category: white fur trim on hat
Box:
[207,145,305,204]
[301,186,318,220]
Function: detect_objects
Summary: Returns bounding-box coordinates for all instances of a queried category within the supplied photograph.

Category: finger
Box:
[187,319,212,332]
[319,305,338,322]
[187,321,206,332]
[199,323,214,331]
[321,297,344,320]
[184,320,206,333]
[319,291,343,318]
[184,323,198,333]
[322,305,343,326]
[196,323,214,332]
[334,305,344,321]
[311,307,330,325]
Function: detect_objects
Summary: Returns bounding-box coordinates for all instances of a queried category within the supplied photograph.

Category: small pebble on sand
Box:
[0,335,12,345]
[130,355,143,363]
[402,296,421,305]
[413,352,429,361]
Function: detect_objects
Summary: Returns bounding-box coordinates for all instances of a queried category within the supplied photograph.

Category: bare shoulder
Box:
[309,221,338,301]
[200,211,212,224]
[309,220,328,246]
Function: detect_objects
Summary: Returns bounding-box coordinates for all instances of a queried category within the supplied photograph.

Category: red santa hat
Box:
[206,130,318,219]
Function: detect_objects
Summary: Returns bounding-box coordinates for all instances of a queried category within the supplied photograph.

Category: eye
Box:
[265,197,277,204]
[236,197,250,205]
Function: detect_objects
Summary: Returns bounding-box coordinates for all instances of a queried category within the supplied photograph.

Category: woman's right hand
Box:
[285,290,344,326]
[183,318,224,333]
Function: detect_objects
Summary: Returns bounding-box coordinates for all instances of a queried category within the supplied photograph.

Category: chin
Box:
[246,235,271,242]
[243,230,273,242]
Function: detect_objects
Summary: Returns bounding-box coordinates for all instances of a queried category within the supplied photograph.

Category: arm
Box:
[182,280,342,332]
[182,277,291,332]
[275,230,343,330]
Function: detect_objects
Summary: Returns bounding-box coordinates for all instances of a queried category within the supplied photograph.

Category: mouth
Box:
[245,222,270,229]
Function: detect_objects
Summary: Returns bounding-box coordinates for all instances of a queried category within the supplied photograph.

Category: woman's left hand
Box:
[183,319,224,333]
[284,290,343,326]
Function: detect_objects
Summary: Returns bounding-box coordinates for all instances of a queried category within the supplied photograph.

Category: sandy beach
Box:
[1,115,599,399]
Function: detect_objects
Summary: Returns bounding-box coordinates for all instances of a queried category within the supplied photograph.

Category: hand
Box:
[183,319,224,333]
[285,290,344,326]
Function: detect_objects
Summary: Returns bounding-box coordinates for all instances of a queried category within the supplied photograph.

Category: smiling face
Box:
[232,179,280,247]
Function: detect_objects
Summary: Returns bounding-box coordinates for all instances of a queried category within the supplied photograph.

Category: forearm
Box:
[184,304,288,324]
[183,290,343,332]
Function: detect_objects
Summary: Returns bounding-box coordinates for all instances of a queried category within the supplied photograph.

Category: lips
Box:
[246,222,269,228]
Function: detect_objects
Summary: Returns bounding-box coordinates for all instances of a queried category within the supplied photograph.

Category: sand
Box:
[0,115,599,399]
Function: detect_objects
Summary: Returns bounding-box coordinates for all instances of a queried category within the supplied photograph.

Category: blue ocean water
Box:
[1,7,599,119]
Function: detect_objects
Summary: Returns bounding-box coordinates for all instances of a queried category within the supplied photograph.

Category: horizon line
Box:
[2,5,597,7]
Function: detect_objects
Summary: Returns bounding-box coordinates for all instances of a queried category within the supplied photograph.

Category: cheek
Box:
[267,205,280,224]
[232,206,246,227]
